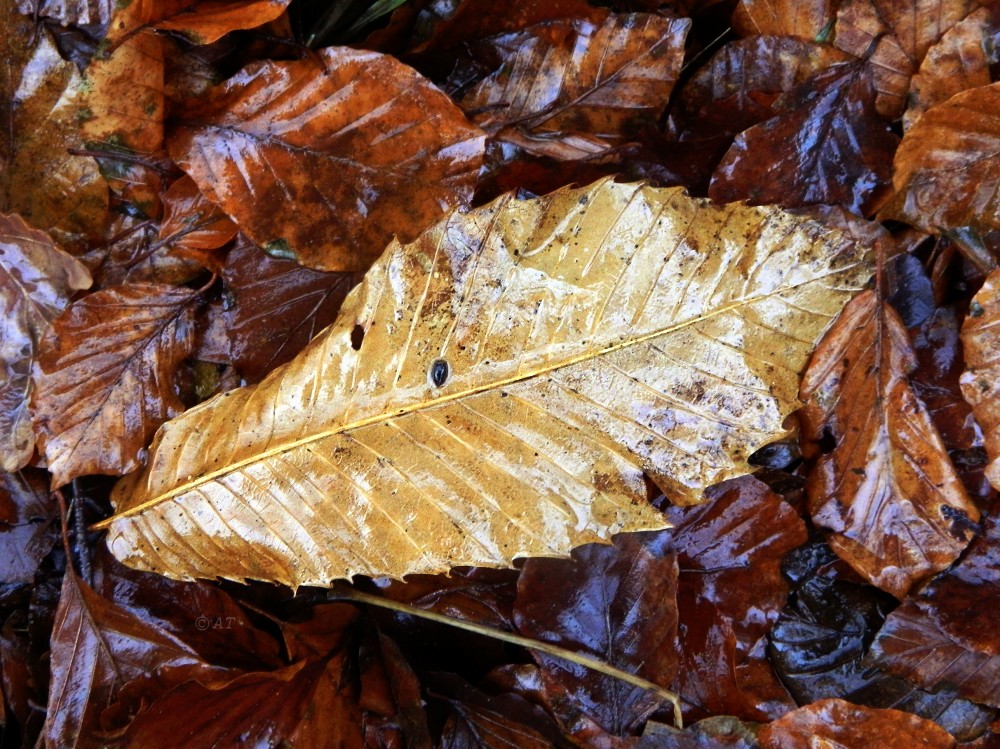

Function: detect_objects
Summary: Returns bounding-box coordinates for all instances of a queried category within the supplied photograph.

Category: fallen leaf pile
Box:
[1,0,999,746]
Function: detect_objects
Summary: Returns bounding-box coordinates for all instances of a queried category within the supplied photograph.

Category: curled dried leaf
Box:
[102,180,871,587]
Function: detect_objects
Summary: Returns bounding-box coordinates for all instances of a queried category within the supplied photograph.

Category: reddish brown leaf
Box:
[168,47,485,272]
[759,698,956,748]
[0,5,109,249]
[158,175,237,253]
[905,6,1000,130]
[108,0,292,45]
[834,0,983,118]
[222,238,360,383]
[359,630,433,748]
[888,82,1000,240]
[679,36,852,137]
[800,290,980,597]
[32,284,198,487]
[43,568,228,748]
[871,514,1000,708]
[732,0,835,39]
[708,63,898,214]
[121,658,365,748]
[0,470,57,585]
[661,476,805,722]
[514,535,679,735]
[0,213,92,471]
[458,14,689,155]
[961,269,1000,491]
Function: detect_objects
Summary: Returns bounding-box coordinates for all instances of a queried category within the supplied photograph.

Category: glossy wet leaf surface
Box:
[960,268,1000,490]
[168,46,485,272]
[103,180,871,586]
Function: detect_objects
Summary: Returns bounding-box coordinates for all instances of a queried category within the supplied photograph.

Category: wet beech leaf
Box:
[661,476,806,722]
[107,0,292,45]
[708,63,898,214]
[457,14,689,153]
[222,238,360,384]
[167,46,485,272]
[904,6,999,130]
[0,5,109,249]
[800,290,980,598]
[32,284,199,487]
[514,535,679,735]
[17,0,113,26]
[960,268,1000,490]
[870,515,1000,707]
[834,0,984,118]
[0,213,92,472]
[758,698,956,748]
[43,568,227,749]
[158,175,238,254]
[102,180,872,587]
[888,82,1000,242]
[0,470,57,585]
[732,0,835,39]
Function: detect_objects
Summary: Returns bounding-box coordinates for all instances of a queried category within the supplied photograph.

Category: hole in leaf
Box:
[351,324,365,351]
[430,359,449,388]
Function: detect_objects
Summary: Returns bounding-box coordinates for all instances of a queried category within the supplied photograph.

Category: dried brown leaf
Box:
[458,14,689,153]
[708,63,898,214]
[32,283,198,487]
[0,213,91,471]
[0,5,109,250]
[103,181,872,587]
[515,535,679,735]
[834,0,984,118]
[732,0,835,39]
[887,82,1000,238]
[960,268,1000,490]
[758,698,956,748]
[904,6,1000,130]
[800,290,980,597]
[167,46,485,272]
[222,238,360,384]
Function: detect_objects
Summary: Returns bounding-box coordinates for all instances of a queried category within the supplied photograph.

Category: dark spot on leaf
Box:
[351,324,365,351]
[430,359,449,387]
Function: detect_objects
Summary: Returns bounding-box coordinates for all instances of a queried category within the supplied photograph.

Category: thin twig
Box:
[329,584,684,729]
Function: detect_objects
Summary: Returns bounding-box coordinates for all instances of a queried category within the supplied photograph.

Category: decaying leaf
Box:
[16,0,112,26]
[758,698,956,749]
[960,268,1000,490]
[167,46,485,272]
[800,290,980,598]
[457,14,689,154]
[159,175,238,254]
[0,469,57,585]
[0,213,92,471]
[32,284,199,487]
[732,0,835,39]
[887,82,1000,242]
[107,0,292,45]
[102,180,872,587]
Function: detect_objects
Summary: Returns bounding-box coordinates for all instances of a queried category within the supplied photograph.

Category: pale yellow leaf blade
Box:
[104,180,873,587]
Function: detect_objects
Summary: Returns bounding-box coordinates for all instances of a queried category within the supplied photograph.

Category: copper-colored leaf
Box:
[0,470,57,585]
[871,514,1000,707]
[222,238,360,384]
[759,698,956,748]
[32,284,198,487]
[800,290,980,597]
[888,82,1000,239]
[458,13,689,155]
[120,658,365,748]
[167,47,485,272]
[960,268,1000,490]
[42,568,227,749]
[662,476,805,722]
[834,0,983,118]
[159,175,237,253]
[514,535,679,735]
[708,63,898,214]
[732,0,835,39]
[102,180,872,587]
[904,6,999,130]
[0,213,91,471]
[108,0,292,45]
[0,4,109,249]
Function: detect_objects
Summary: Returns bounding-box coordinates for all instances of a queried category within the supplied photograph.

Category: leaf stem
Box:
[329,584,684,729]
